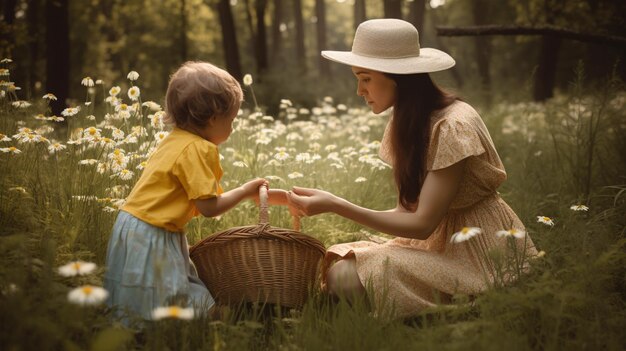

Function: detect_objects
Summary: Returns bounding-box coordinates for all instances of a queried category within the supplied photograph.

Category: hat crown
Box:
[352,19,420,59]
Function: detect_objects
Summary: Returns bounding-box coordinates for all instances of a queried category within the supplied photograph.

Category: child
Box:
[104,61,287,321]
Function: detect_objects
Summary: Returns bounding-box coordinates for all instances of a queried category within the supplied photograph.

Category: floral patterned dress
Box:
[324,101,537,318]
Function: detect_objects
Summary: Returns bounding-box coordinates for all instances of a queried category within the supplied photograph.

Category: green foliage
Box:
[0,66,625,349]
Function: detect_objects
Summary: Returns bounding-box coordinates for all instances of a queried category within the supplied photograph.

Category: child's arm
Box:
[195,178,266,217]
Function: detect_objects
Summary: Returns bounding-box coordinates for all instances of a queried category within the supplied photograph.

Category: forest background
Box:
[1,0,626,350]
[3,0,626,112]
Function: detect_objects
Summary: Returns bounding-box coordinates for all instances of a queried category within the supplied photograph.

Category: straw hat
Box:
[322,19,455,74]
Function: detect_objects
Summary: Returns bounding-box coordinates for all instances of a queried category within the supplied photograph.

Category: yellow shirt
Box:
[122,127,224,232]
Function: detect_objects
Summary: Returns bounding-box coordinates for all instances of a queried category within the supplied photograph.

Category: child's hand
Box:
[240,178,268,200]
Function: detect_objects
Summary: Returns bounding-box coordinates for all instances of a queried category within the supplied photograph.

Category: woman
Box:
[287,19,537,318]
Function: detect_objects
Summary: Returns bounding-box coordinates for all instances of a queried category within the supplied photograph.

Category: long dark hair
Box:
[387,73,457,210]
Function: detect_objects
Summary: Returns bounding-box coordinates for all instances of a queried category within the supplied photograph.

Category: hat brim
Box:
[321,48,455,74]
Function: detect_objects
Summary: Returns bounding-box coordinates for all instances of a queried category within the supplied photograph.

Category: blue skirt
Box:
[104,211,215,321]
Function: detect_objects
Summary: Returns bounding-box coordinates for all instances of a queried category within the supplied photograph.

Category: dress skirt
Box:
[104,211,215,321]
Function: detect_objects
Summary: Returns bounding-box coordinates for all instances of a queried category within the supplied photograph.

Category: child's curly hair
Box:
[164,61,243,128]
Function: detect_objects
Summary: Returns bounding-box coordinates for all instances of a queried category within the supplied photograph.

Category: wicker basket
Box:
[189,186,326,308]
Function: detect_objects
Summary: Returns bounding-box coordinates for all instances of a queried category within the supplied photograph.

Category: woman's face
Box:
[352,67,397,114]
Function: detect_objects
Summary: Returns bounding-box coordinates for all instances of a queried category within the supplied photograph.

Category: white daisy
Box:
[288,172,303,179]
[81,77,95,87]
[274,151,290,161]
[127,71,140,81]
[450,227,482,243]
[295,152,312,163]
[0,146,21,154]
[243,74,253,86]
[58,261,97,277]
[61,107,80,117]
[48,142,66,154]
[496,228,526,239]
[265,175,284,182]
[111,128,125,140]
[569,204,589,211]
[152,306,194,320]
[12,101,31,108]
[154,131,169,143]
[79,159,98,165]
[42,93,57,101]
[8,186,27,194]
[83,127,102,140]
[117,169,134,180]
[537,216,555,226]
[149,111,165,129]
[142,101,161,111]
[354,177,367,183]
[67,285,108,306]
[128,86,140,101]
[108,86,121,97]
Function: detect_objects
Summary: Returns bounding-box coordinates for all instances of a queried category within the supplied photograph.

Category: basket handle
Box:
[258,185,301,232]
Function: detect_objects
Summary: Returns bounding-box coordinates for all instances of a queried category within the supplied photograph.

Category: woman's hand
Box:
[287,186,337,216]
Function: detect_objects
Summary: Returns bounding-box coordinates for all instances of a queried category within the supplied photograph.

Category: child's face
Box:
[204,110,237,145]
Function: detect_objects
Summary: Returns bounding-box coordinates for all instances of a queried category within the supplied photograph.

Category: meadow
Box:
[0,65,625,350]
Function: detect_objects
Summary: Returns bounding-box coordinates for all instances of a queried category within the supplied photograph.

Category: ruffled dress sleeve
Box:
[427,117,486,171]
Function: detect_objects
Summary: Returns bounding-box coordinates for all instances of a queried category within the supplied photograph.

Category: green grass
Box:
[0,69,624,350]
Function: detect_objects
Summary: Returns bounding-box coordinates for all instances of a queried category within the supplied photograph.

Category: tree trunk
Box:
[243,0,256,59]
[533,34,561,101]
[533,1,560,102]
[27,0,42,98]
[470,0,492,105]
[3,0,17,24]
[216,0,243,81]
[293,0,306,69]
[180,0,188,63]
[408,0,425,35]
[99,0,121,73]
[45,0,70,116]
[315,0,329,76]
[353,0,366,31]
[430,8,464,88]
[1,0,17,58]
[255,0,269,74]
[271,0,283,56]
[383,0,402,19]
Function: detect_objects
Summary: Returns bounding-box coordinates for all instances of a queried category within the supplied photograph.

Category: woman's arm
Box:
[195,178,266,217]
[288,159,466,240]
